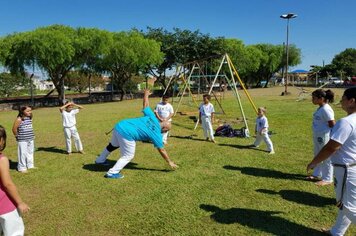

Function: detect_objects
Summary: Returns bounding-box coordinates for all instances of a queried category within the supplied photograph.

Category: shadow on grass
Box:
[219,143,268,153]
[82,161,171,172]
[37,146,67,154]
[170,135,207,142]
[256,189,335,207]
[9,159,18,170]
[200,204,324,236]
[223,165,306,181]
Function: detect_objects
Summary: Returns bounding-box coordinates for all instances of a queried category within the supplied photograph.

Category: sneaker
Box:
[269,150,275,154]
[95,160,111,166]
[104,173,124,179]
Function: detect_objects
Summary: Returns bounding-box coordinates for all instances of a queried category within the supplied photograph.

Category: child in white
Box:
[253,107,274,154]
[60,101,84,154]
[199,94,216,143]
[309,89,335,186]
[154,95,174,144]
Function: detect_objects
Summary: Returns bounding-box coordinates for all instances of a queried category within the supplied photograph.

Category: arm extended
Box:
[157,148,178,169]
[143,89,151,109]
[307,139,342,172]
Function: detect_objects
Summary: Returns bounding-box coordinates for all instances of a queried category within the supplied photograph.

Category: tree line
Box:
[0,25,354,101]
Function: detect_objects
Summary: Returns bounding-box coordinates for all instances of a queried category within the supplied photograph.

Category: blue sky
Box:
[1,0,355,71]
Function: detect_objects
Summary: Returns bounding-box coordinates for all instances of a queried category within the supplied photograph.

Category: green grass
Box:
[0,88,355,235]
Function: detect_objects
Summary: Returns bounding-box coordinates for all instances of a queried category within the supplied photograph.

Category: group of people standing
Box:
[1,86,356,235]
[307,87,356,235]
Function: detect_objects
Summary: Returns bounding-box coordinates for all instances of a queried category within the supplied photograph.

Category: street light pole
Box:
[280,13,297,95]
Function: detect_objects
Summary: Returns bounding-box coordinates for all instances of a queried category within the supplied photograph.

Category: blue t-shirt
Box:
[114,107,164,148]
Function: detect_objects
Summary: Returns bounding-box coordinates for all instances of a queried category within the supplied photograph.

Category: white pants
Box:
[201,115,214,140]
[96,130,136,174]
[0,209,25,236]
[162,131,169,144]
[63,126,83,153]
[17,140,34,171]
[312,132,333,181]
[253,131,274,152]
[330,166,356,235]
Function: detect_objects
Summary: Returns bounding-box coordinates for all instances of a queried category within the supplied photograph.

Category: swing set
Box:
[162,54,258,137]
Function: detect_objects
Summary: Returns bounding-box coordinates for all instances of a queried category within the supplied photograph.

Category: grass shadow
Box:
[223,165,306,181]
[82,161,171,172]
[219,143,268,153]
[256,189,335,207]
[170,135,208,142]
[9,159,18,170]
[200,204,324,236]
[36,146,67,154]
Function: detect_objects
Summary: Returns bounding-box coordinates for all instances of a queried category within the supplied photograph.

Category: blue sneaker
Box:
[104,173,124,179]
[95,160,110,166]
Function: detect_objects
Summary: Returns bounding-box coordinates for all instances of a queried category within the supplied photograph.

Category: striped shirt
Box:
[16,117,35,141]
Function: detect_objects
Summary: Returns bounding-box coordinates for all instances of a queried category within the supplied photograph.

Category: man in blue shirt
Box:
[95,89,178,179]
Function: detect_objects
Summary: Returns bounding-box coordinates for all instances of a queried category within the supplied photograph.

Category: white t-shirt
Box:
[330,113,356,165]
[199,102,215,117]
[312,104,334,134]
[61,109,79,128]
[256,115,269,133]
[154,102,174,122]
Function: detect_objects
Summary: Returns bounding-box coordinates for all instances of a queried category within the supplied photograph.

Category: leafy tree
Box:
[100,30,163,100]
[331,48,356,77]
[247,44,301,87]
[222,39,262,85]
[0,72,29,97]
[64,71,105,93]
[0,25,112,103]
[144,27,225,89]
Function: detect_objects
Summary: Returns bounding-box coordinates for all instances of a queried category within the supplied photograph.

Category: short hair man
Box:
[95,89,178,179]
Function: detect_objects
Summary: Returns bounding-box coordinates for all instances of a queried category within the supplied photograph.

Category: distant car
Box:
[329,77,343,85]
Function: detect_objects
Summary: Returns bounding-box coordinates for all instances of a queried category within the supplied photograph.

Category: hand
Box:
[168,161,178,170]
[143,89,152,97]
[17,202,30,214]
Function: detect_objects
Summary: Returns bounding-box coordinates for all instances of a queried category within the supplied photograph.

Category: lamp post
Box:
[280,13,297,94]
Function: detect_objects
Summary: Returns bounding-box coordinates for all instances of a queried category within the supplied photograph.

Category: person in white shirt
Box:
[307,87,356,236]
[307,89,335,186]
[252,107,274,154]
[199,94,216,143]
[59,101,84,155]
[154,95,174,144]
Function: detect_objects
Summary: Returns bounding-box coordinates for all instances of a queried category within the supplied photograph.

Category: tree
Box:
[64,71,105,93]
[222,39,262,85]
[331,48,356,77]
[100,30,164,100]
[144,27,225,89]
[247,44,301,87]
[0,72,29,97]
[0,25,112,103]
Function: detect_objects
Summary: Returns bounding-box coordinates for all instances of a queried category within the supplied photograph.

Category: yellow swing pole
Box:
[226,54,258,114]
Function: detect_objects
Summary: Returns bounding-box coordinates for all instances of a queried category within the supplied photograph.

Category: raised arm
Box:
[143,89,151,109]
[72,103,84,109]
[59,102,72,113]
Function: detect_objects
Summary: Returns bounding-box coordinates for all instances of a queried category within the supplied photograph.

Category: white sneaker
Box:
[269,151,275,154]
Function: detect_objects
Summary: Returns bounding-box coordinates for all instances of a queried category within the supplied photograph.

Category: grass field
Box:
[0,86,355,235]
